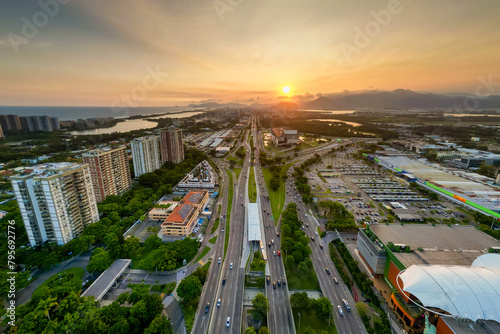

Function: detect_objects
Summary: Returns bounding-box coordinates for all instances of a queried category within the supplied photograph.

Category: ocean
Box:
[0,106,201,121]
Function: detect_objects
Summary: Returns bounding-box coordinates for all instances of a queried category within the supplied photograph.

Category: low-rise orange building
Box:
[148,201,178,221]
[160,190,209,236]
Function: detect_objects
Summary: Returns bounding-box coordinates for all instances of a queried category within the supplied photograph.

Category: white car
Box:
[218,257,221,264]
[315,231,318,236]
[226,317,231,327]
[217,299,221,307]
[338,305,344,316]
[230,263,233,269]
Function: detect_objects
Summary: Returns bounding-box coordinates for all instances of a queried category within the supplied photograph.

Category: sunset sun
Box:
[282,86,290,94]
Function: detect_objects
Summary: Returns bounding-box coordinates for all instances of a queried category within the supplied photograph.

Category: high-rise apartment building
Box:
[0,125,4,138]
[19,115,59,132]
[82,147,132,203]
[0,115,22,132]
[159,127,185,164]
[131,135,162,178]
[11,163,99,247]
[50,117,60,130]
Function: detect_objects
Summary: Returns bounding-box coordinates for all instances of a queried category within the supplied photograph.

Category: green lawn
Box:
[208,236,217,244]
[227,156,244,166]
[130,248,154,269]
[284,260,320,290]
[151,282,176,295]
[249,251,266,272]
[35,267,85,294]
[232,167,242,179]
[262,163,293,222]
[194,246,210,263]
[248,166,257,203]
[181,301,197,333]
[292,307,338,334]
[210,218,220,234]
[225,169,233,258]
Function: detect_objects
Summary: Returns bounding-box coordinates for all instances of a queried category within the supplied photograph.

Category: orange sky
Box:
[1,0,499,106]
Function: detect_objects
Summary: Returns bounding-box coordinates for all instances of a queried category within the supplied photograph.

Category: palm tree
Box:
[36,297,59,321]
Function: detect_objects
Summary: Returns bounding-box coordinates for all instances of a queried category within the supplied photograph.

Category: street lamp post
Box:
[298,312,301,329]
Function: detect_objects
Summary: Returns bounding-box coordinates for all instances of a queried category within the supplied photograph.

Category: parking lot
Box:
[305,149,472,227]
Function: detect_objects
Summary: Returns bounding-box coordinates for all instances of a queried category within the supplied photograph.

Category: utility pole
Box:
[298,312,301,330]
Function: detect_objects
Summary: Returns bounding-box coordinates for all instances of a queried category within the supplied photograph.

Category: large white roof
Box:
[248,203,262,242]
[399,255,500,323]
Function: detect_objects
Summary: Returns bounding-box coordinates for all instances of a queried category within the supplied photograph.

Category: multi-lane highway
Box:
[285,166,368,334]
[253,132,295,334]
[192,116,369,333]
[191,158,229,334]
[209,128,252,333]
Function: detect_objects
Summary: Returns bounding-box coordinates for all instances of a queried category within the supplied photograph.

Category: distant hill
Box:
[303,89,500,109]
[188,102,248,108]
[276,102,300,111]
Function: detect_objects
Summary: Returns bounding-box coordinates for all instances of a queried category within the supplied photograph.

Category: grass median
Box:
[224,169,233,258]
[292,307,338,334]
[248,166,257,203]
[210,218,220,234]
[262,162,293,222]
[194,246,210,263]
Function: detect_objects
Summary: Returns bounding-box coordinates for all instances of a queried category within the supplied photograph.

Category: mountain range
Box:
[303,89,500,109]
[187,89,500,110]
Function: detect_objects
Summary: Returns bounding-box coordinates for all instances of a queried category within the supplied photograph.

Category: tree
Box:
[128,284,150,304]
[191,265,209,285]
[145,314,173,334]
[290,292,311,309]
[177,275,202,302]
[424,149,438,161]
[109,318,130,334]
[245,327,257,334]
[298,261,309,275]
[251,293,269,321]
[111,291,127,306]
[87,248,113,273]
[259,327,270,334]
[144,235,163,251]
[270,178,280,191]
[478,161,497,178]
[35,296,59,321]
[314,297,331,319]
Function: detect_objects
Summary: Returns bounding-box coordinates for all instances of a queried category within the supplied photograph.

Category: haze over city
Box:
[1,0,500,106]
